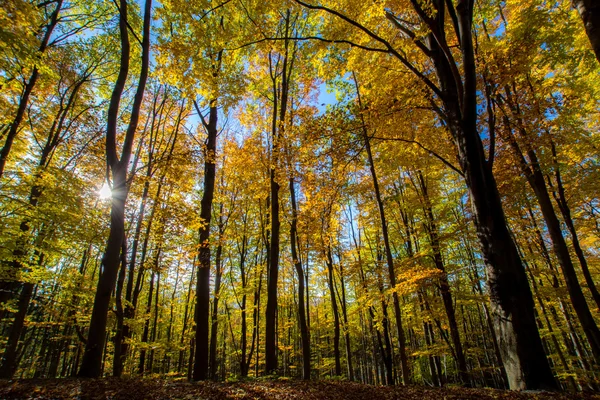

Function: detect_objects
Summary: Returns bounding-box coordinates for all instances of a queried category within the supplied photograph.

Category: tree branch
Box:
[224,35,390,54]
[370,135,464,176]
[293,0,443,99]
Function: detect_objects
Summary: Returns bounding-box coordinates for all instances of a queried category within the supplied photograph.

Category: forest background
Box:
[0,0,600,394]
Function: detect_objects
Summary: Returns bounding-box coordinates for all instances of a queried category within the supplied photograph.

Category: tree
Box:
[78,0,152,378]
[292,0,557,389]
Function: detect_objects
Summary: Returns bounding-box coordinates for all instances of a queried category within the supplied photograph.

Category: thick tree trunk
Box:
[265,163,280,374]
[292,0,556,389]
[427,1,556,389]
[266,39,291,375]
[573,0,600,63]
[79,167,128,378]
[452,116,554,389]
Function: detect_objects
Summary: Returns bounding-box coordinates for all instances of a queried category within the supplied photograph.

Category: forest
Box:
[0,0,600,397]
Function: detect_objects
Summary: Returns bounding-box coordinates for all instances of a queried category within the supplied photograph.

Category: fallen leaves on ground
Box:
[0,378,598,400]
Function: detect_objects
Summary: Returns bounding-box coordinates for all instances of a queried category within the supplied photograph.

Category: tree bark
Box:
[265,15,294,373]
[325,245,342,376]
[193,101,218,381]
[209,204,224,379]
[426,1,557,389]
[289,177,311,380]
[500,112,600,365]
[573,0,600,63]
[78,0,151,378]
[548,141,600,311]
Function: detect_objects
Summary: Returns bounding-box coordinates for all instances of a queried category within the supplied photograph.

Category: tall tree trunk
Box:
[78,0,151,378]
[239,210,251,378]
[265,15,294,372]
[500,113,600,365]
[548,141,600,311]
[325,245,341,376]
[433,3,555,389]
[415,171,470,385]
[338,260,353,381]
[353,72,410,384]
[115,93,183,376]
[193,101,218,381]
[289,177,310,380]
[209,204,224,379]
[293,0,556,389]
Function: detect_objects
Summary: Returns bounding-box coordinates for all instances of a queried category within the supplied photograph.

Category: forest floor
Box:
[0,378,598,400]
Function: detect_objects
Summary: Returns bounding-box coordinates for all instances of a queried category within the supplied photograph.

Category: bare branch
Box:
[371,135,464,176]
[224,35,390,54]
